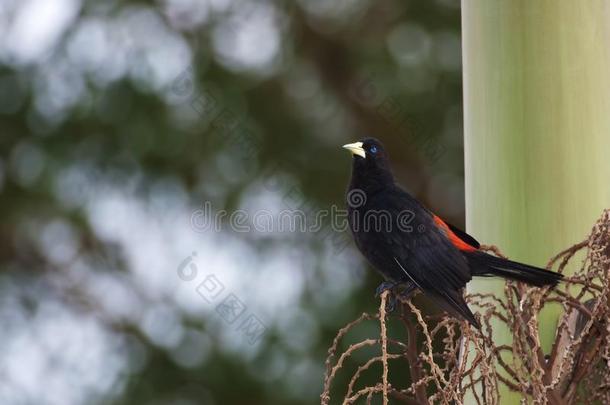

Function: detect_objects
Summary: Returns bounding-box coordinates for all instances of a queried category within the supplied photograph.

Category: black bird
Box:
[343,138,562,328]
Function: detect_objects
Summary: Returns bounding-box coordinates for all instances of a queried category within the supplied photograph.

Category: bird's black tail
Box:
[465,251,563,287]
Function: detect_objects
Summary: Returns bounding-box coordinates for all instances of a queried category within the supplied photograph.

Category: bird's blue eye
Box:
[370,146,378,154]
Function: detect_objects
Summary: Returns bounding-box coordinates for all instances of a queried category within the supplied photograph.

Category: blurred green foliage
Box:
[0,0,463,404]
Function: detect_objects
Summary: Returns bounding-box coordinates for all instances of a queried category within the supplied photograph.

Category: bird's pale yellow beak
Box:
[342,142,366,159]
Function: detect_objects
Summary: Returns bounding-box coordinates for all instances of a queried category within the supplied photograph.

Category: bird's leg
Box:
[375,281,401,313]
[375,281,399,298]
[375,280,417,313]
[393,282,419,317]
[385,296,399,313]
[396,282,417,301]
[389,282,418,313]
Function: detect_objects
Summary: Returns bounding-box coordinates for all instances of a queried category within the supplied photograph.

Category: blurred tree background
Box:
[0,0,463,404]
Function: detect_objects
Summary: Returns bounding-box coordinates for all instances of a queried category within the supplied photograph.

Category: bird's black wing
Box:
[444,221,480,249]
[377,190,478,326]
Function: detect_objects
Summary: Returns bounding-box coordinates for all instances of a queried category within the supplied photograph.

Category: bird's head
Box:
[342,137,389,165]
[342,137,394,186]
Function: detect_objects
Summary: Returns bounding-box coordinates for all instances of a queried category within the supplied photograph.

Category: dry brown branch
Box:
[321,209,610,404]
[380,290,390,405]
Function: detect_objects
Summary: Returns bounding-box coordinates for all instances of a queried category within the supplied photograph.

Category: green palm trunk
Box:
[462,0,610,402]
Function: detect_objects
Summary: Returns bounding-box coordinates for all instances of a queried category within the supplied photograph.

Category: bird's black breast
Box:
[347,186,472,290]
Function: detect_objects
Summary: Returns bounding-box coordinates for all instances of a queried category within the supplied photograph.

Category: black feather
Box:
[465,251,562,287]
[345,137,562,329]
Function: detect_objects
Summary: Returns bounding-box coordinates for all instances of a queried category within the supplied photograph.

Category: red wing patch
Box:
[433,215,478,252]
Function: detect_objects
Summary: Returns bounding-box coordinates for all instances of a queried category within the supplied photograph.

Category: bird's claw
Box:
[376,281,418,314]
[375,281,398,298]
[396,282,417,300]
